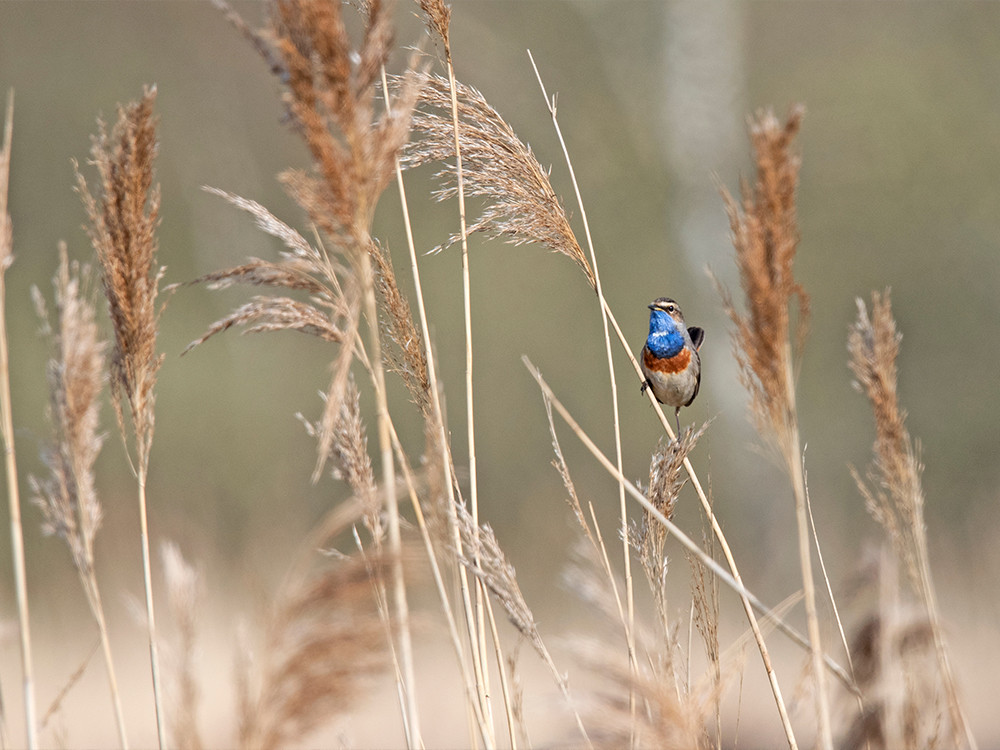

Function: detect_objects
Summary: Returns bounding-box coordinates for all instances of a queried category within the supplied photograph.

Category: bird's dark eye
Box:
[666,305,675,313]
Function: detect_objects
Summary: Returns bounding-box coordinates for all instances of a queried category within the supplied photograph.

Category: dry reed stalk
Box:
[526,359,856,689]
[544,395,629,631]
[360,249,420,750]
[29,246,128,748]
[37,638,100,736]
[453,501,592,748]
[206,1,424,741]
[376,69,493,737]
[436,10,491,730]
[380,400,495,745]
[160,542,203,750]
[717,106,831,749]
[804,461,862,708]
[237,554,392,749]
[527,56,640,731]
[76,85,167,748]
[848,292,975,749]
[0,87,37,750]
[297,258,495,749]
[409,2,507,732]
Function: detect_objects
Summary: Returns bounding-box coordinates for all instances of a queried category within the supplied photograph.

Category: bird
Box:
[640,297,705,436]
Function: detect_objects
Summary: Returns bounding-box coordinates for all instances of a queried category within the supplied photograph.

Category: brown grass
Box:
[403,73,595,288]
[199,0,426,741]
[632,425,708,621]
[849,291,974,748]
[76,87,164,467]
[30,248,106,565]
[237,554,392,750]
[76,85,168,748]
[717,106,810,451]
[717,106,832,749]
[29,248,111,649]
[2,4,981,749]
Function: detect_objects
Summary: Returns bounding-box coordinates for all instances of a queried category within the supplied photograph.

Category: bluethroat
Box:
[640,297,705,435]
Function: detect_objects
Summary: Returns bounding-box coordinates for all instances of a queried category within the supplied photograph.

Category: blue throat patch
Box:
[646,311,684,358]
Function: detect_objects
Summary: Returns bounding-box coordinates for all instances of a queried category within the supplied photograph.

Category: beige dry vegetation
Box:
[0,2,979,749]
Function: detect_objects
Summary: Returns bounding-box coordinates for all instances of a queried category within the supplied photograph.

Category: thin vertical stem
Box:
[361,252,421,748]
[0,88,37,750]
[88,584,128,749]
[136,467,166,749]
[483,598,517,750]
[0,261,37,750]
[783,345,832,750]
[385,415,493,746]
[527,53,637,733]
[380,66,492,748]
[444,50,494,734]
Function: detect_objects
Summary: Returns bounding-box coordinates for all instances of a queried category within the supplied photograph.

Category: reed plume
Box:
[717,107,810,450]
[76,87,164,469]
[403,74,595,288]
[716,106,833,750]
[76,85,168,747]
[631,425,707,623]
[29,246,128,748]
[849,292,925,588]
[30,249,106,598]
[329,375,381,540]
[210,0,422,476]
[848,291,974,748]
[181,188,358,447]
[371,239,430,418]
[237,554,391,750]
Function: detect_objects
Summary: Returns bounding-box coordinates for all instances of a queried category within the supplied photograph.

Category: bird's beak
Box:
[647,303,656,311]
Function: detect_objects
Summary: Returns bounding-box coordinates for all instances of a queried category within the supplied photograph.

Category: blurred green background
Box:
[1,1,999,746]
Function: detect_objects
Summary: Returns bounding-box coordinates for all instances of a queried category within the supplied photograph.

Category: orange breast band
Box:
[644,346,691,374]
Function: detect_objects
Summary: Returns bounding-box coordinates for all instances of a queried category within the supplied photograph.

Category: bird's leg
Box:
[640,379,652,395]
[674,408,681,438]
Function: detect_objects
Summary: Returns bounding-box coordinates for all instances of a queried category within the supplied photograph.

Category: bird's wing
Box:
[687,326,705,350]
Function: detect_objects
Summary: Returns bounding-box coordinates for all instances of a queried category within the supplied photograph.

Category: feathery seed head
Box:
[402,73,596,288]
[76,86,164,467]
[30,245,107,573]
[717,106,810,451]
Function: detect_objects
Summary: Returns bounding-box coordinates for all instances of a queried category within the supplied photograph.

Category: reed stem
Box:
[136,468,166,749]
[0,88,38,750]
[361,252,421,747]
